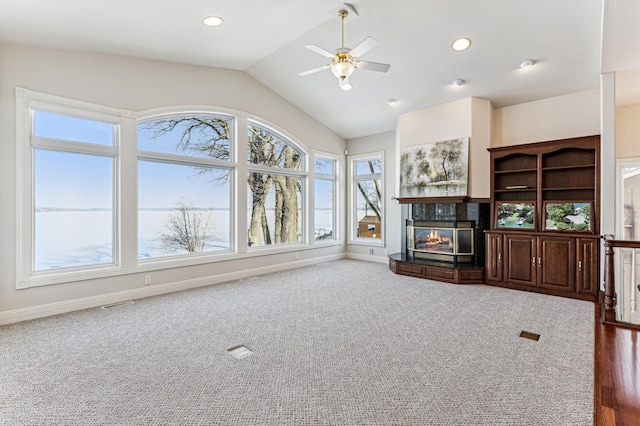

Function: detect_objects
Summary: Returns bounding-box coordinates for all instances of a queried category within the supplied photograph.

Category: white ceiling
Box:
[0,0,637,139]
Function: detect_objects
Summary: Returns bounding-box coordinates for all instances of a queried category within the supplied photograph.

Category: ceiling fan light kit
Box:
[298,8,390,90]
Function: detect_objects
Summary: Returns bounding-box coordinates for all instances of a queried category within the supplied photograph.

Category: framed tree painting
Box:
[399,137,469,197]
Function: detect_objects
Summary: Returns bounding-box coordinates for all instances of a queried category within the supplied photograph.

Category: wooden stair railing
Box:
[602,235,640,328]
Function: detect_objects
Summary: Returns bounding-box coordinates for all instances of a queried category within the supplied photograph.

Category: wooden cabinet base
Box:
[389,254,485,284]
[486,278,598,302]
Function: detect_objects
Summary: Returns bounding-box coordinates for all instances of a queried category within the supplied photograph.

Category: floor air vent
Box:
[227,345,254,359]
[519,331,540,341]
[101,300,134,309]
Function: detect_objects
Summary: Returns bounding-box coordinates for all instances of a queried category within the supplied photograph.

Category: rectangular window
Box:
[247,173,303,246]
[34,110,114,146]
[34,150,114,270]
[138,161,231,258]
[16,89,121,287]
[349,152,383,244]
[314,156,337,241]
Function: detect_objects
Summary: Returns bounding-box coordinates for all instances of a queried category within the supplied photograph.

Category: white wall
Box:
[616,103,640,159]
[0,43,346,321]
[345,131,400,259]
[493,89,600,147]
[396,97,492,199]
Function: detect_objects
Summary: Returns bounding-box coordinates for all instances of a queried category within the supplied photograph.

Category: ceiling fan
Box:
[298,9,391,90]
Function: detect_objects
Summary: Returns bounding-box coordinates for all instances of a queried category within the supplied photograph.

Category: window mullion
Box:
[32,137,117,157]
[138,150,235,169]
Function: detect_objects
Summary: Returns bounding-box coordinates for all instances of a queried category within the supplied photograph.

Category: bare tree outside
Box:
[160,198,211,253]
[247,125,301,246]
[140,117,301,248]
[356,159,382,221]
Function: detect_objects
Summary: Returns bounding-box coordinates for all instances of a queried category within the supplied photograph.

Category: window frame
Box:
[16,88,125,288]
[312,151,341,244]
[15,90,332,289]
[246,119,308,249]
[347,151,385,247]
[136,111,236,262]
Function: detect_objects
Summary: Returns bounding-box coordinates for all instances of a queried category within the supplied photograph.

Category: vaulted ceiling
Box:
[0,0,637,139]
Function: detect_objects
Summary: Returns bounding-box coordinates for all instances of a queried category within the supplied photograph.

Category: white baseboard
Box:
[346,253,389,264]
[0,253,346,325]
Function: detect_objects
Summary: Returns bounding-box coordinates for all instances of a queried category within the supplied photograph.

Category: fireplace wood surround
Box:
[389,197,490,284]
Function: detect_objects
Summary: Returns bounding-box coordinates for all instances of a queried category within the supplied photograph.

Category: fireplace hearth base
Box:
[388,253,485,284]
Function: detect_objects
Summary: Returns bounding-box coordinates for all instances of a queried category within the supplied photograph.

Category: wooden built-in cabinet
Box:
[486,135,600,301]
[485,231,599,301]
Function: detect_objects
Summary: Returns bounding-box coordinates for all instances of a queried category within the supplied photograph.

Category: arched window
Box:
[16,89,335,288]
[246,122,306,247]
[137,113,234,259]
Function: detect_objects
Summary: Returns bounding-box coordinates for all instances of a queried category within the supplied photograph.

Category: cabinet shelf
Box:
[543,186,595,192]
[495,188,537,193]
[487,135,600,301]
[542,164,595,172]
[495,168,538,174]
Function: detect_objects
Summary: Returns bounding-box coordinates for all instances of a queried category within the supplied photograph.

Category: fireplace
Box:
[407,220,474,265]
[389,198,490,285]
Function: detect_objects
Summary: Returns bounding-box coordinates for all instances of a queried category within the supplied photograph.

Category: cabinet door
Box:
[538,236,575,292]
[504,234,537,286]
[576,238,599,296]
[486,232,503,282]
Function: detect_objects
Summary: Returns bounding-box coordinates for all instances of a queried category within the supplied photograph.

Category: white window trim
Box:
[312,151,342,245]
[16,88,129,289]
[15,90,337,289]
[347,151,385,247]
[136,110,237,261]
[246,119,309,248]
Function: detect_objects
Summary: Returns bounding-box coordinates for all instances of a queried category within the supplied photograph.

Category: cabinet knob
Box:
[532,256,536,265]
[578,260,582,272]
[498,253,502,263]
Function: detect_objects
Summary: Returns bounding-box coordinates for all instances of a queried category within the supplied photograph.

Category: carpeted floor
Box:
[0,259,593,425]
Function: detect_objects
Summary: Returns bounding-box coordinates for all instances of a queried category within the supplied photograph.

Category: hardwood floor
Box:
[594,306,640,425]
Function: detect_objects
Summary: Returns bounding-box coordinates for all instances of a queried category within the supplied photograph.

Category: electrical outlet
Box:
[369,248,374,255]
[144,275,152,285]
[294,253,298,260]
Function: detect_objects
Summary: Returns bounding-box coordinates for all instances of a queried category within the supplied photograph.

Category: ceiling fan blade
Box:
[298,64,331,76]
[349,37,379,58]
[355,60,391,73]
[304,44,336,59]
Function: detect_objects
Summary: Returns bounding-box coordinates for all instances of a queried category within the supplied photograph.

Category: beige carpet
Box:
[0,259,593,425]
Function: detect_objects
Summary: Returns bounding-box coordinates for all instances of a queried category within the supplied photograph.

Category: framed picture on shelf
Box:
[543,201,592,232]
[495,201,536,230]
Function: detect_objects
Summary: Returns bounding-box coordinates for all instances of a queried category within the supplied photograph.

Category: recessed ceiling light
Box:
[386,98,398,106]
[518,59,535,69]
[451,79,464,87]
[451,37,471,52]
[202,16,224,27]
